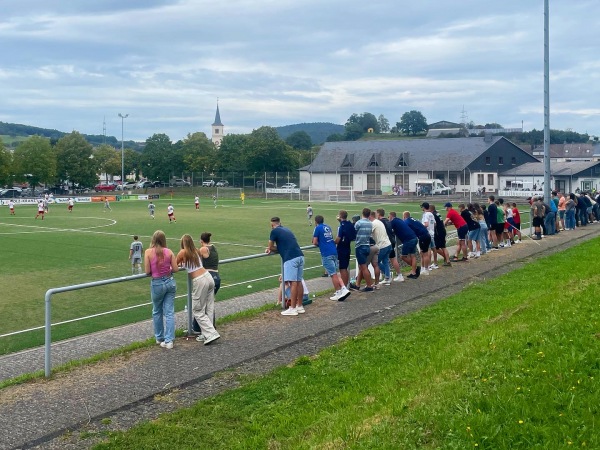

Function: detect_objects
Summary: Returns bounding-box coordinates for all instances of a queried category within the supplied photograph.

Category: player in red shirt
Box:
[443,202,469,261]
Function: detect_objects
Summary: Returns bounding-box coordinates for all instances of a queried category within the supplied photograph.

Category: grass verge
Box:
[94,238,600,449]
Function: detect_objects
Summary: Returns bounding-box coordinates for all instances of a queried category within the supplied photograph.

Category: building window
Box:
[477,174,485,185]
[394,174,409,190]
[485,156,491,165]
[498,156,504,165]
[368,154,380,167]
[340,174,352,188]
[463,171,470,185]
[511,156,516,165]
[487,174,494,185]
[341,154,354,168]
[449,173,458,185]
[215,129,219,134]
[396,152,409,167]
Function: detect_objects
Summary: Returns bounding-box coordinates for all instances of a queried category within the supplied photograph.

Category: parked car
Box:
[0,188,22,198]
[94,183,117,192]
[280,183,297,189]
[116,182,137,190]
[202,179,216,187]
[170,178,191,187]
[216,180,229,187]
[136,181,154,189]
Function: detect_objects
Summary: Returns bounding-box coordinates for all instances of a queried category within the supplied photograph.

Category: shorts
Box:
[283,255,304,282]
[468,228,481,241]
[434,234,446,249]
[418,235,431,253]
[494,223,505,236]
[559,210,565,219]
[338,251,350,270]
[532,216,543,227]
[429,235,436,249]
[355,245,370,265]
[389,247,396,258]
[366,245,379,265]
[131,257,142,265]
[457,225,468,240]
[401,238,418,256]
[321,255,339,276]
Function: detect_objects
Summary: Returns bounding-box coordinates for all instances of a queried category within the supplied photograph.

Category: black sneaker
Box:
[416,266,421,276]
[407,273,418,279]
[349,283,360,291]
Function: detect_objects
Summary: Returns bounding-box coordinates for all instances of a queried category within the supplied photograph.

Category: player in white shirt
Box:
[67,198,74,213]
[8,200,15,215]
[35,201,45,220]
[194,196,200,210]
[167,204,176,223]
[148,201,155,219]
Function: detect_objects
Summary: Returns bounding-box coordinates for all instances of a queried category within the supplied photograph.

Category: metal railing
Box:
[43,245,317,377]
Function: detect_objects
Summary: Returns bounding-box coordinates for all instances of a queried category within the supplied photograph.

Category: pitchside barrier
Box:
[41,245,316,378]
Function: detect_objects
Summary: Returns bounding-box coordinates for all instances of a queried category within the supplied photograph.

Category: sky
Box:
[1,0,599,142]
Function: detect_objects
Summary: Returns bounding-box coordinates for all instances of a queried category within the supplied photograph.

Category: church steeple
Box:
[211,101,224,146]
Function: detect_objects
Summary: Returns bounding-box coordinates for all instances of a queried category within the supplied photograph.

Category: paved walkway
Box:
[0,226,598,450]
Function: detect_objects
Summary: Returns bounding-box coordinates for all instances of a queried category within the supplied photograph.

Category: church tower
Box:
[211,102,224,146]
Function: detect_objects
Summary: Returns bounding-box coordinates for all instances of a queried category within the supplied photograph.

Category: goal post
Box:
[216,187,243,199]
[309,186,355,203]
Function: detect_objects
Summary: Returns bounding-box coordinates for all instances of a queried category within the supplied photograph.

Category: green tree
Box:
[346,112,380,133]
[181,132,216,173]
[12,135,57,190]
[55,132,97,188]
[124,149,141,179]
[378,114,390,133]
[245,126,294,172]
[326,133,345,142]
[344,123,364,141]
[0,141,12,186]
[285,131,312,150]
[217,134,250,172]
[93,144,121,183]
[397,110,428,136]
[140,133,174,182]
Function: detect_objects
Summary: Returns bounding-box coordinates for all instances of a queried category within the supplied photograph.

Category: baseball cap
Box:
[444,202,452,208]
[420,202,430,209]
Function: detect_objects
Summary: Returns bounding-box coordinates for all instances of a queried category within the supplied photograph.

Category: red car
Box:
[94,183,117,192]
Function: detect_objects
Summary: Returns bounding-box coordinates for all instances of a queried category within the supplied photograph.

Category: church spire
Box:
[212,101,223,127]
[211,100,224,146]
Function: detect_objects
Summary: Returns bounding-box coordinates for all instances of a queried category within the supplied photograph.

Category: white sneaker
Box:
[382,278,391,285]
[330,290,341,301]
[468,252,475,258]
[160,341,174,349]
[514,239,520,244]
[203,333,221,345]
[394,274,404,282]
[475,251,481,258]
[430,264,439,270]
[338,286,351,301]
[281,307,298,316]
[373,284,381,290]
[505,242,512,247]
[421,268,430,275]
[296,305,306,314]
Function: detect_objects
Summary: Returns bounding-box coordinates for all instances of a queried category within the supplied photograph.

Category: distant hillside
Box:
[0,121,140,149]
[275,122,345,145]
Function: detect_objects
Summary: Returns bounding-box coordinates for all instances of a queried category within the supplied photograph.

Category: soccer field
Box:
[0,195,419,355]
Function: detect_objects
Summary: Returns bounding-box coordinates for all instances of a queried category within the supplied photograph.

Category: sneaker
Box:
[362,286,374,292]
[421,268,430,275]
[468,252,475,258]
[416,266,421,276]
[373,284,381,290]
[349,283,360,291]
[475,251,481,258]
[203,333,221,345]
[160,341,174,349]
[338,286,351,301]
[296,305,306,314]
[505,242,512,247]
[429,264,439,270]
[156,340,163,345]
[442,261,452,267]
[330,290,342,301]
[382,278,391,285]
[498,243,505,248]
[490,247,499,251]
[394,274,405,282]
[195,335,205,342]
[281,307,298,316]
[407,273,418,279]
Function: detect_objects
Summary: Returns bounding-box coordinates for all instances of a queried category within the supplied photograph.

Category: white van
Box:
[415,179,452,195]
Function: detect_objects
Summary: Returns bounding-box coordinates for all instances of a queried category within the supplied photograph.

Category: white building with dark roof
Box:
[301,136,539,195]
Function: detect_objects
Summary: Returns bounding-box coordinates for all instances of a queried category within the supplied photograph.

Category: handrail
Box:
[43,245,317,377]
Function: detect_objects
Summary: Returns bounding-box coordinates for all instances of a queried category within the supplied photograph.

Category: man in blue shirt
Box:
[403,211,432,276]
[354,208,375,292]
[335,210,355,288]
[266,217,305,316]
[313,215,350,302]
[389,211,419,279]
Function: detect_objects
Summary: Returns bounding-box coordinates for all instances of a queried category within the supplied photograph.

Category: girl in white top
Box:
[176,234,220,345]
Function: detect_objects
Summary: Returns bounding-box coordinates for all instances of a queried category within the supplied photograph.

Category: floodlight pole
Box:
[543,0,551,200]
[118,113,129,187]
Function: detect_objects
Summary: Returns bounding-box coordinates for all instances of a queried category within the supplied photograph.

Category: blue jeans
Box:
[151,276,176,343]
[544,212,556,235]
[478,222,489,252]
[566,209,576,229]
[377,244,392,278]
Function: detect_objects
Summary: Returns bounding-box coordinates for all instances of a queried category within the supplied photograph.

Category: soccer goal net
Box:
[216,187,243,199]
[309,186,355,203]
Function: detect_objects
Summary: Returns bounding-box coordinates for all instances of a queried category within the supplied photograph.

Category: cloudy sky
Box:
[1,0,599,142]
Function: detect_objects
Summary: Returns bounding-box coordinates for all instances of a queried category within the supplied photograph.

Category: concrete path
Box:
[0,226,598,450]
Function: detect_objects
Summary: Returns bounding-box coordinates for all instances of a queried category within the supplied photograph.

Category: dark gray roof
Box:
[212,104,223,126]
[307,136,504,172]
[500,160,600,177]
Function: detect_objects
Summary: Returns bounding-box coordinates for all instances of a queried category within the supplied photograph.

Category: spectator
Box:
[377,208,403,281]
[352,208,375,291]
[313,215,350,301]
[334,210,355,288]
[402,211,432,274]
[389,211,419,278]
[443,202,469,261]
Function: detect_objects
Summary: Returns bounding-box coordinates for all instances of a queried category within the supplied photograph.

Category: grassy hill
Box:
[275,122,345,145]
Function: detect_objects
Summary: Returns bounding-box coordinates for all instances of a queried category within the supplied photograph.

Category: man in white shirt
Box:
[369,210,392,287]
[420,202,438,269]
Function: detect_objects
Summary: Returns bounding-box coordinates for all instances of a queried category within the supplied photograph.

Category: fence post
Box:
[186,273,194,337]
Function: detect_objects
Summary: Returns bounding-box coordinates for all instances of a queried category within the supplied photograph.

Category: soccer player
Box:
[212,195,217,208]
[240,191,245,205]
[67,198,74,213]
[103,197,112,212]
[167,203,176,223]
[194,196,200,210]
[129,235,144,274]
[306,204,313,226]
[148,201,155,219]
[8,199,15,215]
[35,200,45,220]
